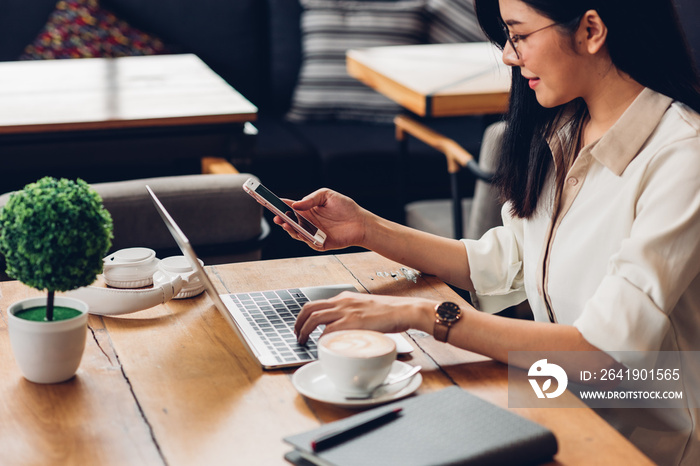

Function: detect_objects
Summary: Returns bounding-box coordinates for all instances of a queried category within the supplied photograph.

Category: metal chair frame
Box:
[395,115,494,239]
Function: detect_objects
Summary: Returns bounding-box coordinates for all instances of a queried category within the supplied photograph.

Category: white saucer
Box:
[292,360,422,408]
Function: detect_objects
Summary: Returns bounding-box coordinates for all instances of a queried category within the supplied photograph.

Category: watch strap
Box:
[433,302,461,343]
[434,318,450,342]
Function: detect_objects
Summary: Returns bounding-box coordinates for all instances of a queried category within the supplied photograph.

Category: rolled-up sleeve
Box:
[462,204,527,313]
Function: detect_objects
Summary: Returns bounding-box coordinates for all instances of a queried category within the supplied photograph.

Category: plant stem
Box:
[47,290,55,321]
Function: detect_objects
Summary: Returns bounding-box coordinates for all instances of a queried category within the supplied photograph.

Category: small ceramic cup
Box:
[318,329,397,396]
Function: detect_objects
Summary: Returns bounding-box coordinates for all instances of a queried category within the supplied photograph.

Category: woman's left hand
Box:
[294,291,436,344]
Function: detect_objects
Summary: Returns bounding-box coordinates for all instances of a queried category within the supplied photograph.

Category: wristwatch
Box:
[433,302,462,343]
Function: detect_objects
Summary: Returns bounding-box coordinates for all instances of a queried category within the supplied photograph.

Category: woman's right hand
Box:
[274,188,370,251]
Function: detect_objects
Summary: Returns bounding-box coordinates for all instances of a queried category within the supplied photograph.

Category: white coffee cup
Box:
[318,330,397,396]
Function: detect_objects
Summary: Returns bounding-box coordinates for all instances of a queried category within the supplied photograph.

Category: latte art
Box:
[319,330,398,395]
[322,330,395,358]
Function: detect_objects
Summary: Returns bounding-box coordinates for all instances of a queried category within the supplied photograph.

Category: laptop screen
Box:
[146,185,249,346]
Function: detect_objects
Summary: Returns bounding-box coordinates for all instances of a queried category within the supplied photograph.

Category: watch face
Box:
[437,302,461,322]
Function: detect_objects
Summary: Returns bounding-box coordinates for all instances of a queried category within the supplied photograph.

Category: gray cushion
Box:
[0,174,265,279]
[465,121,504,239]
[286,0,426,124]
[93,174,263,252]
[425,0,487,43]
[405,121,505,239]
[405,198,475,239]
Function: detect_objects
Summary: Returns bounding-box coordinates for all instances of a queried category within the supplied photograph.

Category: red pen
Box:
[310,407,403,452]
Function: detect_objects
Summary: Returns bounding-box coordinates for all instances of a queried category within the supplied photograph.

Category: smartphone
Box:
[243,178,327,246]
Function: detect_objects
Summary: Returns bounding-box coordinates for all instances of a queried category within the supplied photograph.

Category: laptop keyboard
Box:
[225,289,323,365]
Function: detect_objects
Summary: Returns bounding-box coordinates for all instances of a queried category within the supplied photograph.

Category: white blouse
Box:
[463,88,700,465]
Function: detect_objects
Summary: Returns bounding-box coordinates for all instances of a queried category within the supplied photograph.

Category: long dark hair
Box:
[475,0,700,218]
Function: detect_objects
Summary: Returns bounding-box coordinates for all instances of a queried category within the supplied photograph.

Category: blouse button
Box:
[567,177,578,186]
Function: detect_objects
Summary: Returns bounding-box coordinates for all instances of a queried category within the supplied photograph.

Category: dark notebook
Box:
[284,386,557,466]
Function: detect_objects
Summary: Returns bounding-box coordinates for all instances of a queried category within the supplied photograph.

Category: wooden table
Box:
[0,54,257,190]
[0,53,257,133]
[0,252,651,465]
[347,43,511,239]
[346,42,511,118]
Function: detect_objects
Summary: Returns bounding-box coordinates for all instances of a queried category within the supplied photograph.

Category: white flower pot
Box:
[7,296,89,384]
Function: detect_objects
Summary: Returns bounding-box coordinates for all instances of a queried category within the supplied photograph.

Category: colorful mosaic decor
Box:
[20,0,167,60]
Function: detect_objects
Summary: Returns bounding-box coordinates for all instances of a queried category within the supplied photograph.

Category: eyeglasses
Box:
[501,22,558,58]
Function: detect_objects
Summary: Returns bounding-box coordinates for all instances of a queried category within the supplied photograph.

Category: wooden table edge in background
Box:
[0,54,258,135]
[346,43,511,117]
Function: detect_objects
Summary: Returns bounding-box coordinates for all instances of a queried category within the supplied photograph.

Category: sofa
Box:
[1,0,699,260]
[0,1,497,228]
[0,173,267,281]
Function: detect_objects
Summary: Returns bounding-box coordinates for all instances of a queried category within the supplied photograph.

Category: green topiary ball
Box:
[0,177,113,292]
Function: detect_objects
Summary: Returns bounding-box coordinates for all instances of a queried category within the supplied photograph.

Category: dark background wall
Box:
[675,0,700,68]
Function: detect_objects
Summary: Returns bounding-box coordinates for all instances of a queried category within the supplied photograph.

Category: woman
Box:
[279,1,700,463]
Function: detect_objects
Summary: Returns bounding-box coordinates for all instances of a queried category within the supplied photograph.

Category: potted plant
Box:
[0,177,113,383]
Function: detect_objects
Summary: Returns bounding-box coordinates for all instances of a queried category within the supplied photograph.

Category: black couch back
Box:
[103,0,269,107]
[1,0,699,111]
[0,0,58,61]
[0,0,270,107]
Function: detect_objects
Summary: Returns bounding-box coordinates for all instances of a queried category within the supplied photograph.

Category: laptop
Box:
[146,186,411,369]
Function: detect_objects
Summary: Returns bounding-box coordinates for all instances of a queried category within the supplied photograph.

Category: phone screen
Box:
[255,183,319,236]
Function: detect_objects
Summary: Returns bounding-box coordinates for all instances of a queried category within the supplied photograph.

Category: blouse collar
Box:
[550,88,673,176]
